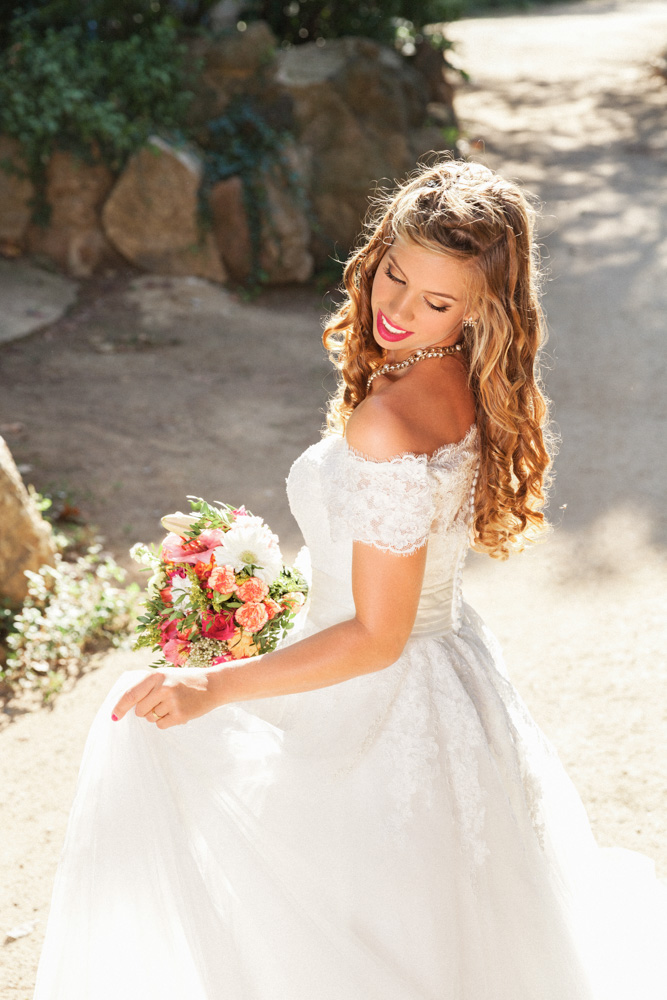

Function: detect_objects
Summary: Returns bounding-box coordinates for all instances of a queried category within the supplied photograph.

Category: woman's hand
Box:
[111,669,219,729]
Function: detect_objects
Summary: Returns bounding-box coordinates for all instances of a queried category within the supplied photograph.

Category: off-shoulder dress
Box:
[33,428,667,1000]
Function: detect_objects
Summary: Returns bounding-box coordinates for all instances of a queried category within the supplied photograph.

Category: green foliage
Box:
[239,1,463,47]
[0,484,139,698]
[184,495,236,532]
[0,19,193,220]
[200,95,309,291]
[459,0,566,10]
[1,1,219,47]
[0,545,138,697]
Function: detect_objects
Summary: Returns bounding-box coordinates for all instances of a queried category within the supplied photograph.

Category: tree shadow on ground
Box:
[462,69,667,549]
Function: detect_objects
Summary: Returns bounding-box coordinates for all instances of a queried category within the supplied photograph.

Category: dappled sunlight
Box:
[451,0,667,551]
[444,0,667,872]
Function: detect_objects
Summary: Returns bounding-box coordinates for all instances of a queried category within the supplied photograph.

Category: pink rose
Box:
[234,601,269,633]
[209,565,237,594]
[201,609,236,642]
[161,528,225,565]
[235,576,269,603]
[263,597,281,621]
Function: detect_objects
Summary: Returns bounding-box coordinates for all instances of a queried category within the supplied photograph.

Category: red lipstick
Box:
[377,309,414,342]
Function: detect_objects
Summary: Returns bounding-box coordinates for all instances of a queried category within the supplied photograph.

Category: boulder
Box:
[258,151,313,284]
[210,141,313,285]
[0,136,34,254]
[276,37,430,260]
[330,40,428,134]
[25,150,118,277]
[209,176,252,282]
[187,21,287,126]
[209,0,245,32]
[0,436,56,604]
[102,138,226,284]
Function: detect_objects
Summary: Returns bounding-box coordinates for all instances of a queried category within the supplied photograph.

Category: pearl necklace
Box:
[366,343,464,390]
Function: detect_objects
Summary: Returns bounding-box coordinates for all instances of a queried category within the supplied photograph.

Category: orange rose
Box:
[194,559,214,584]
[228,630,259,659]
[209,565,237,594]
[263,598,281,621]
[236,576,269,603]
[234,601,269,633]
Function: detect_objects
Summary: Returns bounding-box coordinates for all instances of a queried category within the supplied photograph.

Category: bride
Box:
[33,159,666,999]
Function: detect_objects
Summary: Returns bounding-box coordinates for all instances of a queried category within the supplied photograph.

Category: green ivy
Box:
[201,96,311,292]
[0,20,193,221]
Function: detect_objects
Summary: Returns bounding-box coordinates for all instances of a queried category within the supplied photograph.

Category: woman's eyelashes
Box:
[383,265,450,313]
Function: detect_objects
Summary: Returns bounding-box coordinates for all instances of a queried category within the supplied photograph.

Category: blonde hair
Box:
[322,158,554,559]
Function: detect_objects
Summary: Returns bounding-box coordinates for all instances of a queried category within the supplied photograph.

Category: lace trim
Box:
[326,448,435,555]
[340,422,478,467]
[323,425,479,556]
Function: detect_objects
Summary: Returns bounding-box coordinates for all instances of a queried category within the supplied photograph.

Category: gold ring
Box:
[150,709,162,721]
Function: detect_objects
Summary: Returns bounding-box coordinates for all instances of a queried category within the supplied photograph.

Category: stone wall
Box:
[0,24,458,285]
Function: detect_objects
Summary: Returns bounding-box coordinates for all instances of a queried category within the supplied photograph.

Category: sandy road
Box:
[2,2,667,995]
[447,0,667,863]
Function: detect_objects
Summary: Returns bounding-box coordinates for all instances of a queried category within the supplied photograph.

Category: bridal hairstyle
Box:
[322,157,553,559]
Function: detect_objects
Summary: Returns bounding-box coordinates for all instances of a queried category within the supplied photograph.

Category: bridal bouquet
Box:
[130,497,308,668]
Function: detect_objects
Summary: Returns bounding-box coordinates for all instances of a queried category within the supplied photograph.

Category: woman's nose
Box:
[388,288,414,325]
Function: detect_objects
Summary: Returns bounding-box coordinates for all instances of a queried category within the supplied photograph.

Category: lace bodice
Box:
[286,424,480,638]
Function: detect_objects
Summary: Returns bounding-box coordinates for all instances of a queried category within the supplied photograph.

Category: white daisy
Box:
[213,521,283,584]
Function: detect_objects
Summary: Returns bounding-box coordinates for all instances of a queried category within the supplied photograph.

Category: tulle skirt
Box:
[34,605,667,999]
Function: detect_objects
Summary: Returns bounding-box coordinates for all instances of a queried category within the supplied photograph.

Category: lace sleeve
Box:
[326,445,435,555]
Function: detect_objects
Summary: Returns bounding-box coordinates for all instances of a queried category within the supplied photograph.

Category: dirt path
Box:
[2,2,667,994]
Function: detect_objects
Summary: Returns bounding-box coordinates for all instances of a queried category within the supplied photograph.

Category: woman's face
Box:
[370,235,473,361]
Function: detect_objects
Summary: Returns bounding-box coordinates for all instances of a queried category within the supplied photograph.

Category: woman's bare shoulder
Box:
[348,359,475,458]
[345,394,417,461]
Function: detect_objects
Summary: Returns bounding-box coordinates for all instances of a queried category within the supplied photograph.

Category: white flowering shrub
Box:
[1,544,138,696]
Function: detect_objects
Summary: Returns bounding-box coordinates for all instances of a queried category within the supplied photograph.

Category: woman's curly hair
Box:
[322,158,554,559]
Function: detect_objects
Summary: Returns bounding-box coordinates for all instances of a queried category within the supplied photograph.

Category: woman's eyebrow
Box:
[387,252,459,301]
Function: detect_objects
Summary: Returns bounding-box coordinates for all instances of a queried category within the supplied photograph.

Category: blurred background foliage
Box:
[240,1,465,48]
[1,0,557,51]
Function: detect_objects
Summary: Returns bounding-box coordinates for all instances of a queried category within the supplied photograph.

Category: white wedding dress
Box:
[34,427,666,1000]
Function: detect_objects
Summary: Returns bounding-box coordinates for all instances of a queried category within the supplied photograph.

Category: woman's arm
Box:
[112,401,428,727]
[112,539,427,727]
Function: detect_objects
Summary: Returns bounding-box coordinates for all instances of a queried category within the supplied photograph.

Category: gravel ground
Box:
[1,1,667,995]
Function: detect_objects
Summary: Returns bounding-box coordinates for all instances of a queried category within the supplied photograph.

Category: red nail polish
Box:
[111,713,118,721]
